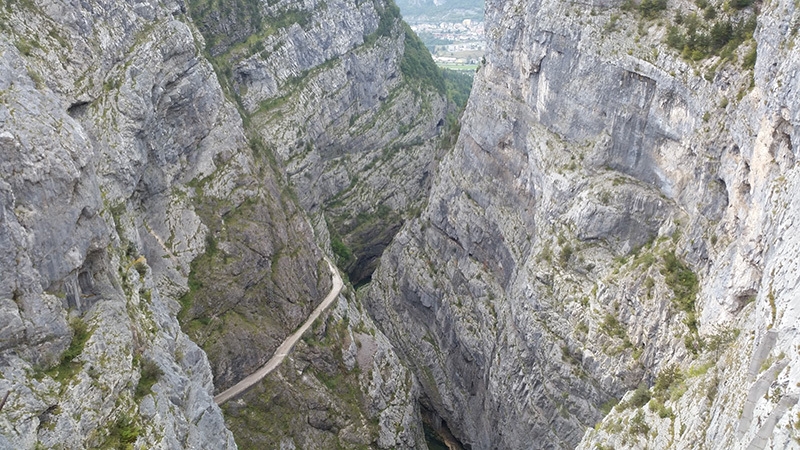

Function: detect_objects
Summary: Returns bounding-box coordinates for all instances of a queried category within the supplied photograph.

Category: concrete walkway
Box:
[214,259,344,405]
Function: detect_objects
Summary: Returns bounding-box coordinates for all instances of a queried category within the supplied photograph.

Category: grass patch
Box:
[134,358,163,401]
[42,318,91,383]
[104,414,140,450]
[617,383,651,411]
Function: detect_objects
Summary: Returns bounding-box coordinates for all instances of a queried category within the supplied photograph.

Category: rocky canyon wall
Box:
[0,0,446,446]
[366,0,800,448]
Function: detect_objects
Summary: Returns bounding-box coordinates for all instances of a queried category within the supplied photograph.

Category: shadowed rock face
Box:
[366,0,800,448]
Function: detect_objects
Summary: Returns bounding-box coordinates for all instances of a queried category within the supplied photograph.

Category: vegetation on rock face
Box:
[616,384,651,411]
[104,414,141,450]
[187,0,265,56]
[401,23,446,94]
[330,231,355,268]
[134,357,164,401]
[40,318,92,383]
[661,251,699,333]
[665,10,756,62]
[222,311,380,449]
[616,0,759,66]
[636,0,667,19]
[176,0,450,444]
[366,0,402,46]
[177,172,320,367]
[442,69,474,110]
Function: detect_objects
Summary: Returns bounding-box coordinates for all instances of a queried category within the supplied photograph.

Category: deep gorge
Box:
[1,0,799,448]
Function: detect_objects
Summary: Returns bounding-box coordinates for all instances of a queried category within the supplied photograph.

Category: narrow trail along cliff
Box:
[214,260,344,405]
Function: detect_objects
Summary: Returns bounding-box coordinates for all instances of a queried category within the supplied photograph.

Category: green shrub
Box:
[618,384,651,411]
[704,5,717,20]
[601,313,626,339]
[654,364,683,397]
[661,251,699,332]
[629,384,652,408]
[710,21,733,49]
[600,398,619,415]
[106,414,140,449]
[42,318,92,382]
[639,0,667,19]
[330,234,353,265]
[604,14,620,32]
[15,41,32,56]
[666,26,684,49]
[648,398,674,418]
[62,319,90,363]
[559,244,573,267]
[134,358,164,400]
[742,44,757,69]
[666,11,756,63]
[442,69,473,110]
[630,410,650,435]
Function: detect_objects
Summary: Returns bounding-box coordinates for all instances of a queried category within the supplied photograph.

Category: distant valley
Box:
[395,0,484,23]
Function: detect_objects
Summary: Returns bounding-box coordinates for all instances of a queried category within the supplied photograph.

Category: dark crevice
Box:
[421,404,467,450]
[67,101,91,118]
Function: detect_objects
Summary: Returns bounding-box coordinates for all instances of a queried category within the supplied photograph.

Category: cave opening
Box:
[421,403,468,450]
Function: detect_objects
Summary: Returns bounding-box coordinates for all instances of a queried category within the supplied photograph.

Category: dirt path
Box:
[214,259,343,405]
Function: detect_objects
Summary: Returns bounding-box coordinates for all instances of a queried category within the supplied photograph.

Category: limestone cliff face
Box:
[0,0,241,447]
[186,0,450,285]
[0,0,439,446]
[177,0,448,445]
[367,0,800,448]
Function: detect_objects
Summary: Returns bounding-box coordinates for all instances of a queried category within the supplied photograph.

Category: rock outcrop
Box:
[0,0,441,446]
[186,0,450,285]
[366,0,800,448]
[0,0,243,446]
